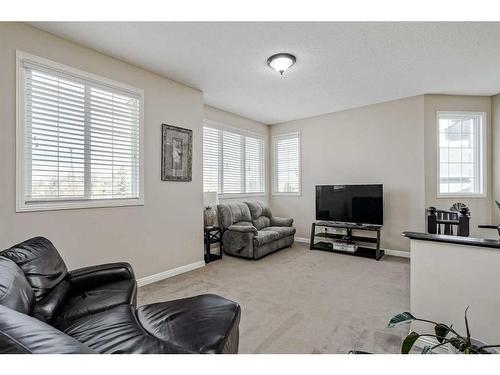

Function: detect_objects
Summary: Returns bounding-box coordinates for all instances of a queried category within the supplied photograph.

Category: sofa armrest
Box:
[68,262,135,292]
[270,217,294,227]
[227,225,258,235]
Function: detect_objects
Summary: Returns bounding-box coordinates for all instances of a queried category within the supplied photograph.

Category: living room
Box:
[2,1,500,373]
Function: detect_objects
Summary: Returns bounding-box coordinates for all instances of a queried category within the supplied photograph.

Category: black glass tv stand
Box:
[310,221,384,260]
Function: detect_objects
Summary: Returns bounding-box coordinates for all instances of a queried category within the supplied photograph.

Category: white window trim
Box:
[203,119,267,198]
[271,131,302,196]
[436,110,487,199]
[16,50,145,212]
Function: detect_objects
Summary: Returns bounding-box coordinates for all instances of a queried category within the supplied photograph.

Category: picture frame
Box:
[161,124,192,182]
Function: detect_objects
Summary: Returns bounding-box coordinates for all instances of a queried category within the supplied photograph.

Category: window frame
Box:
[436,110,486,199]
[16,50,145,212]
[203,120,267,199]
[272,131,302,196]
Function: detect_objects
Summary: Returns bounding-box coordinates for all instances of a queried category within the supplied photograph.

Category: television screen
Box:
[315,184,383,225]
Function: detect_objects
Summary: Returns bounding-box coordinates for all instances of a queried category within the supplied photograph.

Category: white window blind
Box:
[222,131,244,194]
[273,133,300,194]
[437,112,485,197]
[202,125,265,195]
[245,136,265,193]
[202,127,220,193]
[17,53,143,211]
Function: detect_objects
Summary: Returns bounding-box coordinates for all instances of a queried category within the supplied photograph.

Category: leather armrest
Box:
[227,225,258,235]
[270,217,294,227]
[68,262,135,292]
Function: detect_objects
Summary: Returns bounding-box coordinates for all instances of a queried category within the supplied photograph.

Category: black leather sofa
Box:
[0,237,240,354]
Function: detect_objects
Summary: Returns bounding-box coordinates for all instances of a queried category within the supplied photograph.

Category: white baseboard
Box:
[384,249,410,258]
[295,236,410,258]
[137,260,205,287]
[295,236,309,243]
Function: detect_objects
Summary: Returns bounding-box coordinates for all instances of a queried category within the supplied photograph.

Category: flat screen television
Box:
[315,184,383,225]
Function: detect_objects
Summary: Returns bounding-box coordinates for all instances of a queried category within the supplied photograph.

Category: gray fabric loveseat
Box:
[217,202,295,259]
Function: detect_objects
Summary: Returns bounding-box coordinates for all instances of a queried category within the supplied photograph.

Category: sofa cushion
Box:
[261,226,296,239]
[253,230,280,247]
[261,204,272,218]
[54,305,184,354]
[0,256,34,315]
[246,201,272,218]
[1,237,68,302]
[57,279,137,322]
[56,295,241,354]
[217,203,252,229]
[246,202,273,229]
[33,280,71,323]
[233,221,253,227]
[137,294,241,354]
[0,305,95,354]
[252,216,271,230]
[245,201,263,219]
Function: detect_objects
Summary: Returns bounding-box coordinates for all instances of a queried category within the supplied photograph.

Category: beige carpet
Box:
[138,242,410,354]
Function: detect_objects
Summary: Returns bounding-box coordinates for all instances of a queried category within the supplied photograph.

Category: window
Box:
[17,51,144,211]
[203,125,265,196]
[437,111,485,197]
[273,132,301,195]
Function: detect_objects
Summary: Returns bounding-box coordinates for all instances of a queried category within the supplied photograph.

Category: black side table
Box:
[204,226,222,263]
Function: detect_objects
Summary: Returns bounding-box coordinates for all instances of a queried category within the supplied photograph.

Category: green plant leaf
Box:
[495,200,500,210]
[464,307,471,344]
[388,312,416,328]
[449,337,468,352]
[434,323,450,343]
[421,346,433,354]
[401,332,420,354]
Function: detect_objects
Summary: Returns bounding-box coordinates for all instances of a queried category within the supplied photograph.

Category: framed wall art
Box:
[161,124,192,182]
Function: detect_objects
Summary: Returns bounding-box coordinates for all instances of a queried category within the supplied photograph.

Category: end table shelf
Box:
[204,226,222,263]
[310,221,384,260]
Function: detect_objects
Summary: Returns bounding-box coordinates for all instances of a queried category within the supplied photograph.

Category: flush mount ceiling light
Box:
[267,53,296,75]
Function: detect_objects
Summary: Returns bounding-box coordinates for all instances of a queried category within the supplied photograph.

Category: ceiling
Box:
[31,22,500,124]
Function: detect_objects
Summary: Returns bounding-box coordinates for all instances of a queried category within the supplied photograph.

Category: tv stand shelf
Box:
[310,221,384,260]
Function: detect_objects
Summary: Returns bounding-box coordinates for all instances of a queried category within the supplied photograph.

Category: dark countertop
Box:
[401,231,500,250]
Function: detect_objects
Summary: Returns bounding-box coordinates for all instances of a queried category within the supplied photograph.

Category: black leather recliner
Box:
[0,237,240,354]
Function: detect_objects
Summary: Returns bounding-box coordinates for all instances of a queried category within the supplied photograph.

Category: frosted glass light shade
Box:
[267,53,296,75]
[203,192,219,208]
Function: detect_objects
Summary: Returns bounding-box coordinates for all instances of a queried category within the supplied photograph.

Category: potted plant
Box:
[388,308,500,354]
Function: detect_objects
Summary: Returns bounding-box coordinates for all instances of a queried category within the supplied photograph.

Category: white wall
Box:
[423,95,493,238]
[492,95,500,224]
[0,23,205,279]
[410,239,500,344]
[203,105,270,206]
[269,96,426,252]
